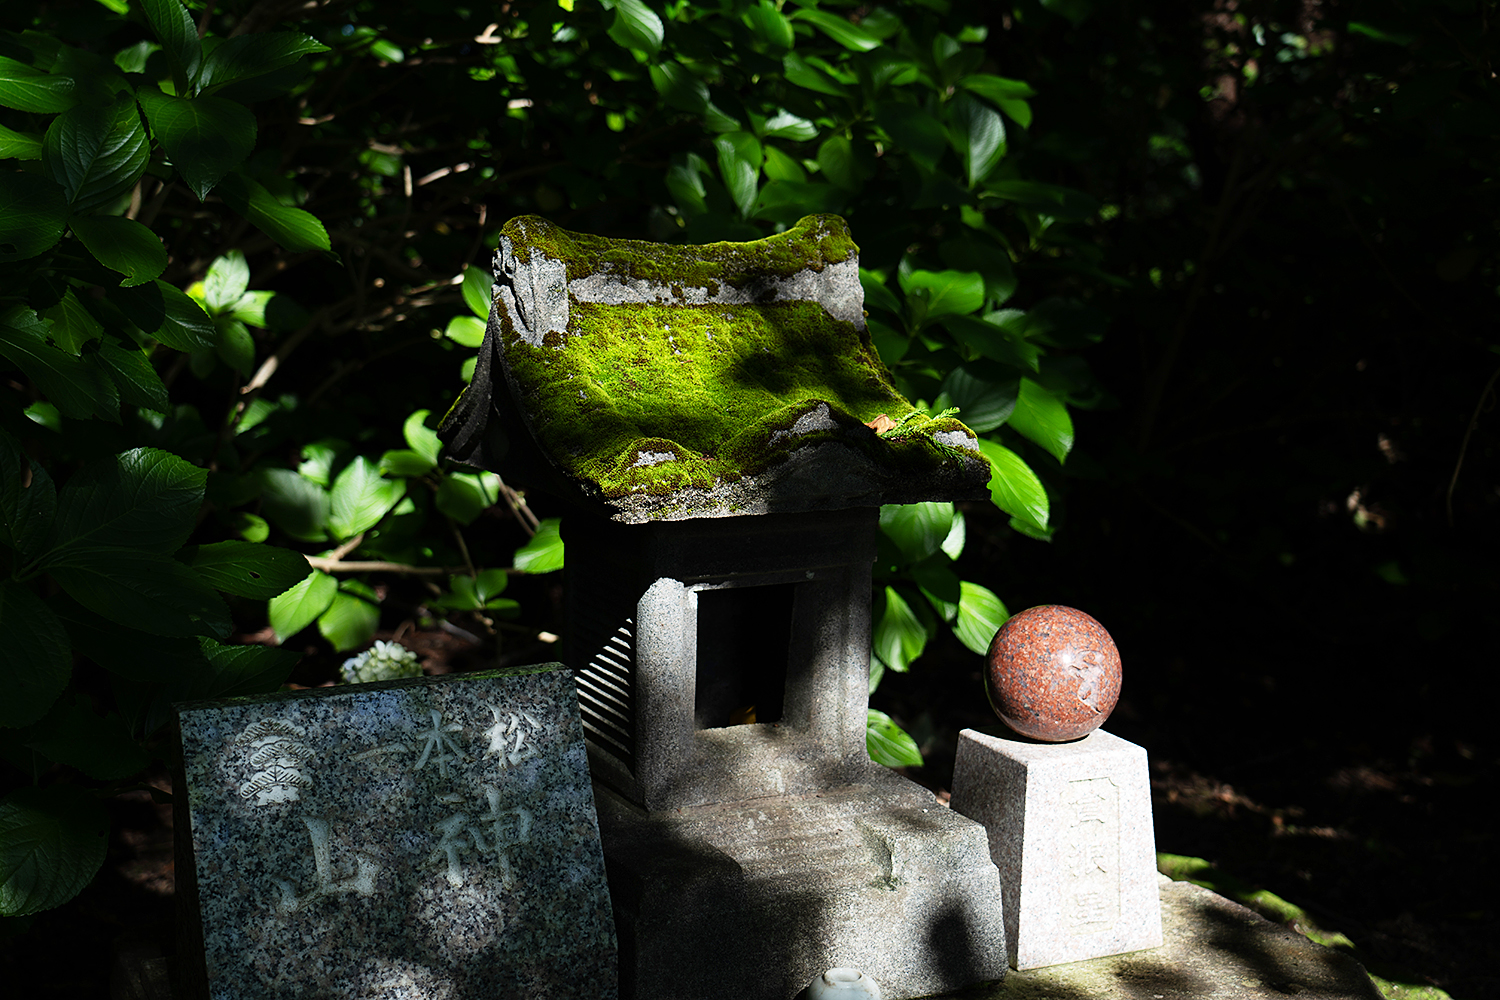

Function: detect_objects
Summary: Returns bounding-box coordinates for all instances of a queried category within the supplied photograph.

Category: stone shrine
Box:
[171,665,616,1000]
[440,214,1008,999]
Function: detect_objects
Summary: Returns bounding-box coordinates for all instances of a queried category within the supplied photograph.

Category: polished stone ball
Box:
[984,605,1121,742]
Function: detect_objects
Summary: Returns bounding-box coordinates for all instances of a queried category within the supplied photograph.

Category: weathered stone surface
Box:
[171,665,616,1000]
[950,727,1161,970]
[438,214,991,522]
[985,605,1121,742]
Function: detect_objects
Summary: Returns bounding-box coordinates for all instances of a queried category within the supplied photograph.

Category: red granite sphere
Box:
[984,605,1121,742]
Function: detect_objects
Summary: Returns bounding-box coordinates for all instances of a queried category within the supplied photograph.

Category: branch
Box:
[304,558,474,574]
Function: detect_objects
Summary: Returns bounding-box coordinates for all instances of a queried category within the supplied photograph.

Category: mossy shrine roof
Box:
[439,214,991,523]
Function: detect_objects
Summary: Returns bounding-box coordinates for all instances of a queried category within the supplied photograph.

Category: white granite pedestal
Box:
[950,728,1162,970]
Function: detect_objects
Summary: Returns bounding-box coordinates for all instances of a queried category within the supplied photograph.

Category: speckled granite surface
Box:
[172,665,616,1000]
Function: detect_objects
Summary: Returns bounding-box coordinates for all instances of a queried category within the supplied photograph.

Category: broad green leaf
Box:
[715,131,762,219]
[258,467,330,542]
[976,438,1049,536]
[69,215,167,287]
[0,786,108,917]
[943,314,1039,372]
[941,509,966,560]
[46,548,230,638]
[328,457,405,539]
[666,159,709,215]
[226,511,269,543]
[213,316,254,374]
[444,314,486,348]
[228,290,274,328]
[435,472,499,525]
[0,312,115,420]
[607,0,664,56]
[42,92,148,213]
[948,92,1006,187]
[193,637,299,697]
[137,88,256,201]
[46,447,203,554]
[961,75,1037,102]
[0,55,76,113]
[22,693,148,779]
[649,61,709,115]
[0,171,67,262]
[817,135,861,190]
[789,9,881,51]
[460,265,493,320]
[40,289,102,355]
[750,180,843,224]
[0,122,43,159]
[217,172,331,255]
[866,709,923,767]
[198,32,329,91]
[513,517,564,573]
[900,268,985,320]
[473,567,509,603]
[873,102,948,172]
[297,441,345,488]
[879,502,954,564]
[268,569,337,642]
[941,364,1020,432]
[911,551,961,622]
[1011,297,1108,347]
[201,250,250,312]
[871,585,928,673]
[744,3,795,50]
[403,409,442,465]
[178,541,310,599]
[318,586,379,652]
[108,279,215,351]
[0,432,56,559]
[762,111,816,142]
[859,268,901,317]
[379,449,433,477]
[1008,378,1074,463]
[953,581,1008,655]
[441,574,482,611]
[95,338,169,412]
[762,145,806,184]
[0,582,70,728]
[783,53,851,98]
[139,0,202,90]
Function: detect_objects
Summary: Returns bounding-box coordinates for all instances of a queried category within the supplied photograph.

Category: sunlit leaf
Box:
[744,3,795,50]
[513,517,564,573]
[788,9,881,51]
[198,32,329,91]
[976,438,1049,536]
[714,131,762,219]
[317,585,379,652]
[268,570,337,642]
[178,541,310,599]
[403,409,442,466]
[217,172,331,255]
[1007,378,1074,463]
[258,467,330,543]
[879,502,954,564]
[607,0,664,56]
[328,456,405,540]
[866,709,923,767]
[108,280,215,352]
[871,585,929,673]
[444,315,486,348]
[42,91,148,213]
[954,581,1009,655]
[460,265,493,320]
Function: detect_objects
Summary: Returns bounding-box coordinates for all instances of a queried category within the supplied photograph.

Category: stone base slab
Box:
[950,728,1163,970]
[595,765,1008,1000]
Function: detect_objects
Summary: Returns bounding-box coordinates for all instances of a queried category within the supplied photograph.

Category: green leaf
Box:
[444,314,486,348]
[941,509,966,560]
[40,288,103,354]
[961,74,1037,102]
[0,432,56,559]
[762,145,806,184]
[258,467,330,543]
[0,171,67,262]
[871,585,928,673]
[0,55,76,113]
[1348,22,1417,46]
[23,693,148,779]
[95,338,169,411]
[217,172,331,255]
[744,3,795,50]
[762,111,816,142]
[108,280,215,351]
[948,92,1006,187]
[435,472,499,525]
[782,53,851,98]
[473,567,509,603]
[715,131,762,219]
[460,265,493,320]
[0,786,108,917]
[650,61,709,115]
[751,180,843,224]
[197,32,329,91]
[378,449,433,477]
[866,709,923,767]
[911,551,961,622]
[201,250,250,312]
[878,502,954,564]
[1008,378,1074,463]
[318,586,379,652]
[0,122,44,159]
[178,541,309,599]
[213,316,254,374]
[193,637,299,697]
[225,511,268,543]
[139,0,202,90]
[513,517,564,573]
[0,312,115,420]
[817,135,862,190]
[788,9,881,52]
[69,215,166,286]
[295,439,342,488]
[900,268,985,321]
[268,569,337,642]
[46,446,204,554]
[975,438,1049,535]
[608,0,664,56]
[228,290,274,328]
[403,409,442,465]
[859,268,901,317]
[137,88,256,201]
[941,365,1019,432]
[953,581,1008,655]
[0,581,71,728]
[42,91,148,213]
[873,102,948,172]
[328,457,405,540]
[46,547,230,638]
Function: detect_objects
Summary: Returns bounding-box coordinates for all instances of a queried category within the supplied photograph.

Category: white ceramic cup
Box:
[806,967,881,999]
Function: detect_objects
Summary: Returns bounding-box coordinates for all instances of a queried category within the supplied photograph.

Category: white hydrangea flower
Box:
[340,640,422,684]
